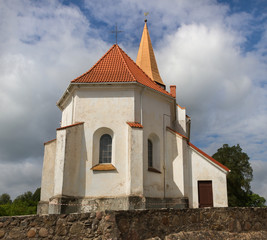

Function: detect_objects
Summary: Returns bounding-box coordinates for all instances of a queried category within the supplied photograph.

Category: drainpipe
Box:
[163,114,171,199]
[71,95,75,124]
[140,88,145,124]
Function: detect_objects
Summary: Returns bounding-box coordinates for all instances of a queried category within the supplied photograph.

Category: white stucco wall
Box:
[40,140,56,201]
[61,95,73,127]
[71,86,136,198]
[189,146,228,208]
[176,105,187,136]
[53,129,67,196]
[57,84,182,201]
[141,90,174,198]
[127,127,144,196]
[62,124,85,197]
[165,130,185,198]
[43,82,229,209]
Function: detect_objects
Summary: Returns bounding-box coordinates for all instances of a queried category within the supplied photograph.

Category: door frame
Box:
[198,180,214,208]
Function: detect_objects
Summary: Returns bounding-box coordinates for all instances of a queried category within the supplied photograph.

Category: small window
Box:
[148,139,153,167]
[99,134,112,163]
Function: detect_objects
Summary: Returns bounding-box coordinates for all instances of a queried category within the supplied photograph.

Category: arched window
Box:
[148,139,153,167]
[99,134,112,163]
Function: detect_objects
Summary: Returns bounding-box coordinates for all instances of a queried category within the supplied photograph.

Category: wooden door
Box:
[198,181,213,208]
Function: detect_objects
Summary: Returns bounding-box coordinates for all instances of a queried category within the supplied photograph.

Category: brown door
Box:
[198,181,213,208]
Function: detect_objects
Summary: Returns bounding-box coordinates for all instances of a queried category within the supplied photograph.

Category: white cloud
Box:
[0,0,108,195]
[251,160,267,201]
[156,21,267,199]
[0,0,266,201]
[156,21,267,161]
[0,0,109,161]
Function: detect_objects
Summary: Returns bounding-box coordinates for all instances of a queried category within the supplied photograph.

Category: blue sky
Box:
[0,0,266,201]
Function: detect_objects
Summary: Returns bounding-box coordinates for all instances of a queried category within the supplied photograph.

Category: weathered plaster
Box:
[189,146,228,208]
[40,140,56,202]
[39,83,228,214]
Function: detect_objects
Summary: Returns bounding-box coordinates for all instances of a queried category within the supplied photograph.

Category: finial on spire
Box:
[144,12,149,22]
[111,24,123,44]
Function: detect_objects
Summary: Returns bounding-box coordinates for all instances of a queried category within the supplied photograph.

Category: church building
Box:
[38,21,229,215]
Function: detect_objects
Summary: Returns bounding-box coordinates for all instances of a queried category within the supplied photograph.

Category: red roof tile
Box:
[57,122,84,131]
[127,122,143,128]
[167,127,189,140]
[188,142,230,172]
[44,139,56,145]
[71,44,172,97]
[167,127,229,172]
[177,104,186,110]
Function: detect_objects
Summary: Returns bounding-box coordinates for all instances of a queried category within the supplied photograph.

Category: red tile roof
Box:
[71,44,172,97]
[57,122,84,131]
[127,122,143,128]
[188,142,230,172]
[167,127,188,140]
[177,104,186,110]
[167,127,229,172]
[44,139,56,145]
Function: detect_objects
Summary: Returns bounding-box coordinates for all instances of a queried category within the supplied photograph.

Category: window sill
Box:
[148,167,161,174]
[91,164,116,171]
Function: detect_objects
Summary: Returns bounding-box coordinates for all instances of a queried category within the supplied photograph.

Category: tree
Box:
[0,193,12,205]
[14,191,33,204]
[0,188,41,216]
[32,188,41,202]
[212,144,265,207]
[247,193,266,207]
[0,205,7,216]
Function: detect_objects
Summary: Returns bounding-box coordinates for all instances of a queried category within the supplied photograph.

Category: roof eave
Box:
[69,81,174,100]
[57,79,175,110]
[188,143,230,173]
[57,84,74,110]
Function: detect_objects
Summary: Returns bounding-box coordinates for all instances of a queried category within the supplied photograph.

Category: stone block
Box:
[244,222,251,231]
[0,230,5,238]
[27,228,36,238]
[8,227,23,239]
[69,222,83,234]
[39,227,48,238]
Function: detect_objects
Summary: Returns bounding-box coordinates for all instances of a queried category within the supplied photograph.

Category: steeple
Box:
[136,20,165,87]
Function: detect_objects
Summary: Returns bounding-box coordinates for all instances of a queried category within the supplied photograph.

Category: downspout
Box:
[163,114,171,199]
[71,94,75,124]
[139,87,145,199]
[187,118,191,142]
[140,88,145,124]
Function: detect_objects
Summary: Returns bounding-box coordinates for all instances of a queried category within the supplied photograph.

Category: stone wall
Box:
[0,207,267,239]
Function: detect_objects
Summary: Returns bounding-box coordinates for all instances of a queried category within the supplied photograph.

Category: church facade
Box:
[38,22,229,215]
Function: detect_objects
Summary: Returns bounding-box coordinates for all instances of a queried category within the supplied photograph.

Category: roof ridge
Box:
[115,45,137,82]
[71,45,116,83]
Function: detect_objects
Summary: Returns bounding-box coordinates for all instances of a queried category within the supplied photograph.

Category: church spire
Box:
[136,20,165,87]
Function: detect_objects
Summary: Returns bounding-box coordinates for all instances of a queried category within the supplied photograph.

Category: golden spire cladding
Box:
[136,20,165,87]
